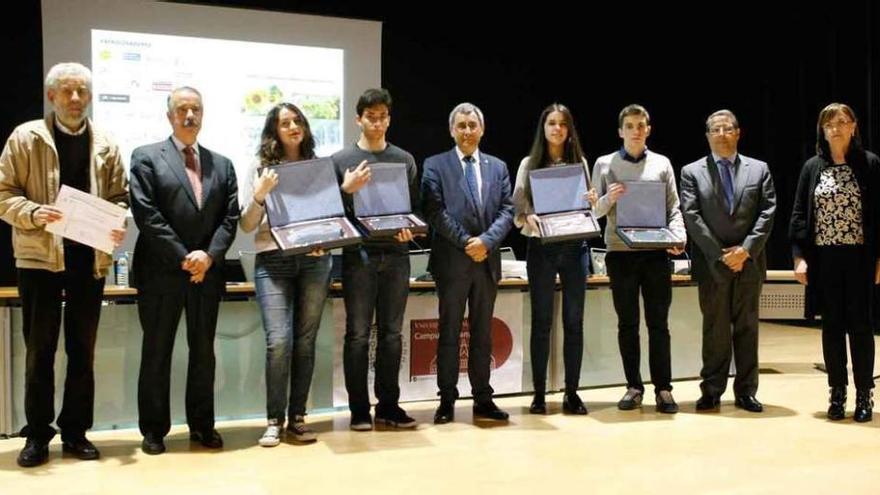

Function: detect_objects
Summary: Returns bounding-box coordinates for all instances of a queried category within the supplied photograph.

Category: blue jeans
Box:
[342,248,410,415]
[254,250,331,422]
[526,238,588,394]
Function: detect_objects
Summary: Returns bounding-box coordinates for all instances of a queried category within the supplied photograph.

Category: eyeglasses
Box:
[822,119,853,131]
[708,126,737,136]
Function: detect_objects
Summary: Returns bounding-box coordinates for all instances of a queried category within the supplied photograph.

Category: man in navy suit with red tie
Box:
[129,86,239,454]
[421,102,514,424]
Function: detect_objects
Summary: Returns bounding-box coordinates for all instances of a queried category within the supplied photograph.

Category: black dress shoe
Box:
[734,395,763,413]
[473,400,509,421]
[655,390,679,414]
[17,438,49,467]
[854,389,873,423]
[562,392,588,415]
[827,387,846,421]
[529,394,547,415]
[695,395,721,411]
[617,388,643,410]
[141,435,166,455]
[434,400,455,424]
[190,429,224,448]
[62,437,100,460]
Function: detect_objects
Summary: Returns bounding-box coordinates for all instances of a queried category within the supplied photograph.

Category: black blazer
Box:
[129,137,239,294]
[789,150,880,318]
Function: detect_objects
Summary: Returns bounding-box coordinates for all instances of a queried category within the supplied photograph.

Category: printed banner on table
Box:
[332,291,523,406]
[408,317,514,377]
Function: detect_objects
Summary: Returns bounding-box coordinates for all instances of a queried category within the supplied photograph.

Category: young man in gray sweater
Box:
[590,104,686,413]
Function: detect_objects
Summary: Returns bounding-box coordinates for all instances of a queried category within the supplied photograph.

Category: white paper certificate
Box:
[45,185,127,254]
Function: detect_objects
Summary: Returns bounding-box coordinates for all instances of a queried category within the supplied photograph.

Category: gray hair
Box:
[166,86,203,112]
[448,102,485,131]
[44,62,92,90]
[705,109,739,131]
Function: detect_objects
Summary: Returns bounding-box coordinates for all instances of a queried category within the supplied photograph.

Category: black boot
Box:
[827,387,846,421]
[529,393,547,414]
[562,391,588,415]
[854,389,873,423]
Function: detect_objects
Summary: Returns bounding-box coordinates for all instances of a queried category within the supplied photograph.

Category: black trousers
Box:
[697,273,761,397]
[137,282,220,438]
[435,262,497,404]
[526,238,587,394]
[605,250,673,393]
[18,245,104,442]
[818,246,875,391]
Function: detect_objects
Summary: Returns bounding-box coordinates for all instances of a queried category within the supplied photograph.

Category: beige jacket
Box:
[0,114,129,277]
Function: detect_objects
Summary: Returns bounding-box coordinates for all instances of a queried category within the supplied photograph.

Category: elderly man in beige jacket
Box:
[0,62,128,468]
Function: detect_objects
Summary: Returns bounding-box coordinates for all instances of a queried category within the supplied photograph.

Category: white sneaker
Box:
[258,420,282,447]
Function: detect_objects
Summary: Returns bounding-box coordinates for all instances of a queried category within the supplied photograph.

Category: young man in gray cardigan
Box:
[591,104,686,414]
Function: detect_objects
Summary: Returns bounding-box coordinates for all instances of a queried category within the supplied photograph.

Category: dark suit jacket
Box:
[421,148,513,283]
[129,137,239,294]
[680,154,776,284]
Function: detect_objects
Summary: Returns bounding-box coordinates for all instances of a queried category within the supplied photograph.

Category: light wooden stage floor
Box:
[1,322,878,495]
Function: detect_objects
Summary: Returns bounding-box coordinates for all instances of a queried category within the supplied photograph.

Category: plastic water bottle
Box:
[115,253,129,287]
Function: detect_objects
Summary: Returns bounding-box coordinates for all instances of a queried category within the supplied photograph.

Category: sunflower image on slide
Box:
[242,85,284,115]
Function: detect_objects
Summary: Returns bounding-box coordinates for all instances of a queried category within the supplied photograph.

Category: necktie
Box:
[183,146,203,209]
[718,158,735,214]
[464,155,481,209]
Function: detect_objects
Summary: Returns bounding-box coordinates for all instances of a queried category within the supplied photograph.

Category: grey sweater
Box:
[591,149,686,252]
[331,142,419,253]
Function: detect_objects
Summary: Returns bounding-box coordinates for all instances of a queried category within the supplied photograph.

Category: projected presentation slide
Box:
[91,29,344,178]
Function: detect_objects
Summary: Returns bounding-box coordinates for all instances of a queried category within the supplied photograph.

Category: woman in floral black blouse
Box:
[790,103,880,422]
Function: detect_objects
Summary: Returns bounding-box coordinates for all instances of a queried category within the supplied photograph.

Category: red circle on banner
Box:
[490,317,513,368]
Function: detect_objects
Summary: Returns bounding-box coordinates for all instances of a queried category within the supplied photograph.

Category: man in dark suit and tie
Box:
[680,109,776,413]
[129,86,239,454]
[421,102,514,424]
